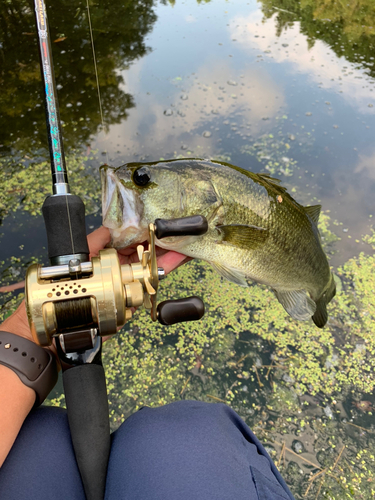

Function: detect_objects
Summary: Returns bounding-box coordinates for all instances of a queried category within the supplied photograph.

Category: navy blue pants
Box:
[0,400,295,500]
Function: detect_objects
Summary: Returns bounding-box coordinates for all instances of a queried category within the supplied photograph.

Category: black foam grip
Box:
[155,215,208,239]
[42,195,89,260]
[63,364,110,500]
[157,296,205,325]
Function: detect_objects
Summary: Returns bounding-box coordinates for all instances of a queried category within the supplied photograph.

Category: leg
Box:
[106,400,295,500]
[0,406,85,500]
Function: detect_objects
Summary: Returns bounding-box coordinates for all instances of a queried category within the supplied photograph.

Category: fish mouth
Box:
[100,166,145,248]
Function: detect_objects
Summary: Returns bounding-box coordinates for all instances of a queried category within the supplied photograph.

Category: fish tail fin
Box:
[312,273,336,329]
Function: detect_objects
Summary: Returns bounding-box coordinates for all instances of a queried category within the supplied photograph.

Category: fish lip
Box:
[101,166,120,229]
[111,227,146,249]
[101,166,144,245]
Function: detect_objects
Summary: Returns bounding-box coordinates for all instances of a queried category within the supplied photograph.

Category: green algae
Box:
[240,124,315,177]
[0,152,100,218]
[0,210,372,410]
[2,208,375,498]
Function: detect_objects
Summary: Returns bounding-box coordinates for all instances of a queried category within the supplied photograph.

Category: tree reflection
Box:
[260,0,375,79]
[0,0,157,155]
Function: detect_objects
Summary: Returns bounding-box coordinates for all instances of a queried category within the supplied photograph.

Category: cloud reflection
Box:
[114,58,285,158]
[229,11,375,114]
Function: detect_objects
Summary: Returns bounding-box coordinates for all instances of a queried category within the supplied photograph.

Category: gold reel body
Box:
[26,224,159,346]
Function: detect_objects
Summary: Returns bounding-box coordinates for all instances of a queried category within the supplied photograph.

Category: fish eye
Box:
[133,167,151,187]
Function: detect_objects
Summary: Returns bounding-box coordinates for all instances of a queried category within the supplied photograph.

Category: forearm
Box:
[0,302,40,468]
[0,365,35,468]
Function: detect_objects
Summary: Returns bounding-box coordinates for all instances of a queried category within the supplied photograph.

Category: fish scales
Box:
[101,159,336,327]
[137,160,327,291]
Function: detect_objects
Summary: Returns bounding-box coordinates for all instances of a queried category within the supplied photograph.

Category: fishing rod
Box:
[26,1,206,499]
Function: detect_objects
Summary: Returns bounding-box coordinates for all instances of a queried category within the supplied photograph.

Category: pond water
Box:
[1,0,375,498]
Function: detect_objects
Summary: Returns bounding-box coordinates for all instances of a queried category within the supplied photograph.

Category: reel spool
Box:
[26,217,207,347]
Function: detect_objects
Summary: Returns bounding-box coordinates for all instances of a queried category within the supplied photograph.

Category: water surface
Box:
[1,0,375,497]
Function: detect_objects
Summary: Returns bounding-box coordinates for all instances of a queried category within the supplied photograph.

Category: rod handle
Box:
[42,195,89,263]
[63,364,110,500]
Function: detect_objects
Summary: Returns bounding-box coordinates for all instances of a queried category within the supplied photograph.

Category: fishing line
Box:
[65,194,76,256]
[86,0,109,166]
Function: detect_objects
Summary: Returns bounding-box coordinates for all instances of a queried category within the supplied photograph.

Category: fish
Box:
[100,158,336,328]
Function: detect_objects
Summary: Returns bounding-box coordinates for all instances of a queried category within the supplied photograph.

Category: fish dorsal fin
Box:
[258,172,282,184]
[303,204,321,225]
[256,173,287,193]
[273,289,316,321]
[210,262,248,287]
[217,224,269,250]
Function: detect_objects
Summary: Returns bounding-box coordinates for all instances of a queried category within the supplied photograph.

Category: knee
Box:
[3,406,75,468]
[112,400,237,454]
[21,406,71,448]
[118,400,227,434]
[0,406,85,500]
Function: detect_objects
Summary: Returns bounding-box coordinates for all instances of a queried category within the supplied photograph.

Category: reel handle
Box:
[155,215,208,239]
[157,297,205,326]
[152,216,208,325]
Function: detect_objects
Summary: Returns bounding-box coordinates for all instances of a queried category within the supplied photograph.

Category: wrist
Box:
[0,331,58,406]
[0,300,33,341]
[0,363,36,404]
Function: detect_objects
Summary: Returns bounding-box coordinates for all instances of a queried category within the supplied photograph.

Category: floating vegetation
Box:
[0,151,100,218]
[44,218,375,498]
[2,212,375,496]
[1,0,374,497]
[241,131,297,177]
[1,170,374,496]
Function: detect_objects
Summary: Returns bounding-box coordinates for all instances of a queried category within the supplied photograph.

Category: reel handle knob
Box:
[155,215,208,239]
[157,297,205,326]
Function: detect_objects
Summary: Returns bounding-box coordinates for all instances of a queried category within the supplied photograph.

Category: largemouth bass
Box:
[101,159,336,328]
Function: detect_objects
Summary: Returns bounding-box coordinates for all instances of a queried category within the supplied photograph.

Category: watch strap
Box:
[0,331,58,406]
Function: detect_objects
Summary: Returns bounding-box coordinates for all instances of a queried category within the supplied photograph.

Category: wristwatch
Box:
[0,331,58,406]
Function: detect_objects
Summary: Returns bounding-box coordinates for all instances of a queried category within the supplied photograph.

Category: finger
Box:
[0,280,25,293]
[155,247,168,258]
[117,245,139,256]
[87,226,111,258]
[157,251,191,275]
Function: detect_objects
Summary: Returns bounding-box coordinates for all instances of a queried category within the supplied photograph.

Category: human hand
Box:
[0,227,191,352]
[87,226,191,273]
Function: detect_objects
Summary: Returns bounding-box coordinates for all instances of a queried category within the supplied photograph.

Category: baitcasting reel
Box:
[25,216,207,348]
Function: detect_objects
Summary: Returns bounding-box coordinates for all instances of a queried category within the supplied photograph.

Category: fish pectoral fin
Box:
[273,289,316,321]
[156,235,199,251]
[303,204,321,225]
[217,224,269,250]
[210,262,248,287]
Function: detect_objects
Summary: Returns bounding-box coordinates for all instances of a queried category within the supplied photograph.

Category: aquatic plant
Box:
[2,168,375,497]
[0,152,100,218]
[240,119,315,177]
